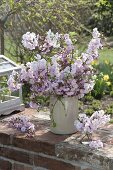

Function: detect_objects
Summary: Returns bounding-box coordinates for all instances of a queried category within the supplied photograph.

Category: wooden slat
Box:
[0,55,19,67]
[0,67,21,76]
[0,61,12,65]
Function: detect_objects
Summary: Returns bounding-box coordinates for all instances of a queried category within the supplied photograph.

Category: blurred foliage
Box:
[89,0,113,36]
[1,0,113,61]
[106,104,113,115]
[0,0,97,62]
[84,108,94,116]
[80,96,113,116]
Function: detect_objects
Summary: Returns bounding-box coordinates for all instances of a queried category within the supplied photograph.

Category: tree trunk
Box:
[0,20,4,55]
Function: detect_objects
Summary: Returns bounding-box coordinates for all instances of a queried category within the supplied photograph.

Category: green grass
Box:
[109,119,113,124]
[99,47,113,63]
[4,35,17,62]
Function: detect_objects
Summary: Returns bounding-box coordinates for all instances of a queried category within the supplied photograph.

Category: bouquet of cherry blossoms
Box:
[8,28,102,109]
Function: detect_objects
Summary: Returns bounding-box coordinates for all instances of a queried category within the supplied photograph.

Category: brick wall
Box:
[0,142,93,170]
[0,108,112,170]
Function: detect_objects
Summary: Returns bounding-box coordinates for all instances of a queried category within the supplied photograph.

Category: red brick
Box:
[13,137,55,155]
[0,158,12,170]
[34,155,81,170]
[82,168,92,170]
[0,133,11,145]
[0,146,33,165]
[13,163,33,170]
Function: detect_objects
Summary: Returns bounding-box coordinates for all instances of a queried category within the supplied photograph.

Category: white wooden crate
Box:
[0,55,25,116]
[0,95,24,116]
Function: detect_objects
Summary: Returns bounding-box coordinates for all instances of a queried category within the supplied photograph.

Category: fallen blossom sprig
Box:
[89,140,103,149]
[74,110,110,146]
[82,140,104,149]
[75,110,110,134]
[74,110,110,149]
[8,115,35,137]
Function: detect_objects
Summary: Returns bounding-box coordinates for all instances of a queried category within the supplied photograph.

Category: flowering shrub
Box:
[91,73,110,99]
[92,61,113,99]
[9,115,35,136]
[8,28,102,108]
[103,74,109,81]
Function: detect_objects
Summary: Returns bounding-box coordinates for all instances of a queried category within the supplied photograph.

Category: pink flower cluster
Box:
[9,115,35,135]
[8,28,102,108]
[75,110,110,134]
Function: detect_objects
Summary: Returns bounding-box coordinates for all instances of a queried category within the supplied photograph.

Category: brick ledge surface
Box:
[0,108,113,170]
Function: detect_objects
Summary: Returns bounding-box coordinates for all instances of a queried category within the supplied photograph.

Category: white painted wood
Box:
[0,55,25,115]
[0,95,24,116]
[0,55,21,76]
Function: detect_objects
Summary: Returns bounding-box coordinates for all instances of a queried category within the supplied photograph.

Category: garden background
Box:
[1,0,113,117]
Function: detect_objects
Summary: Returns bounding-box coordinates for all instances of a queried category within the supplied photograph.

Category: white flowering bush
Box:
[8,28,102,108]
